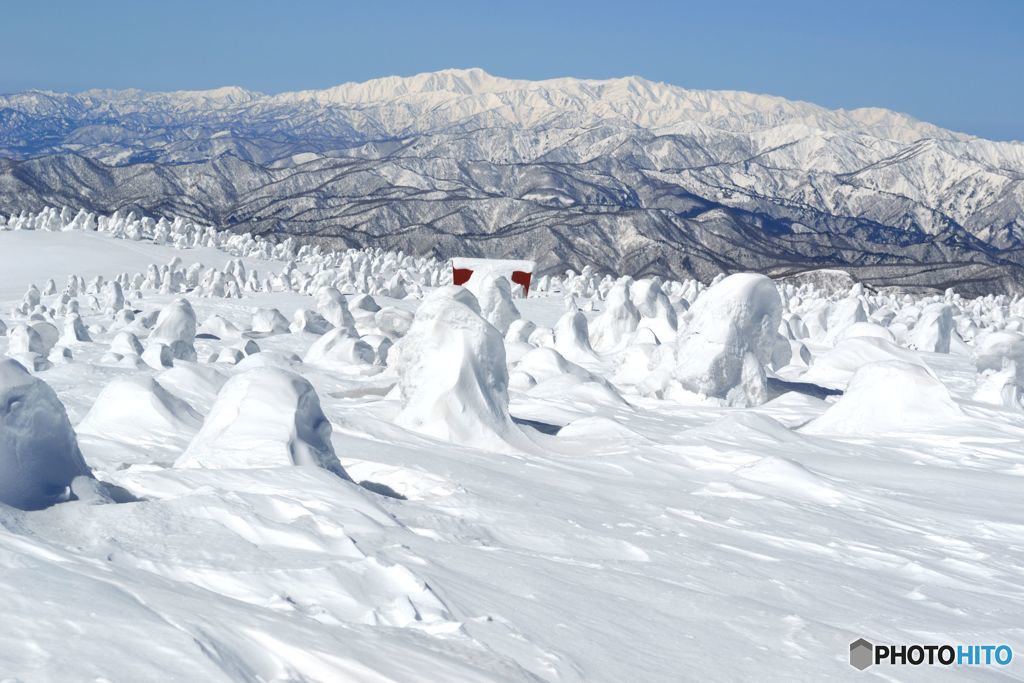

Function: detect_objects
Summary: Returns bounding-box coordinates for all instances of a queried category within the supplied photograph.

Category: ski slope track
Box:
[2,69,1024,295]
[0,210,1022,681]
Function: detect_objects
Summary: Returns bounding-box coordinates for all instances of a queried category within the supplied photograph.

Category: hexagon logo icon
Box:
[849,638,874,670]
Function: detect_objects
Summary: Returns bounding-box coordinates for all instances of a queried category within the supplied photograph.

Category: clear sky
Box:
[3,0,1022,141]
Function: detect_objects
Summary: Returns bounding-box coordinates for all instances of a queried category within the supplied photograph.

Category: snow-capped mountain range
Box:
[2,68,1023,293]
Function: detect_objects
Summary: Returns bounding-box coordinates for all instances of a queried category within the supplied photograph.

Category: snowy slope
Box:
[0,211,1022,680]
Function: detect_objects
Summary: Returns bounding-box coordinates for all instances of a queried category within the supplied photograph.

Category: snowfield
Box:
[0,209,1022,681]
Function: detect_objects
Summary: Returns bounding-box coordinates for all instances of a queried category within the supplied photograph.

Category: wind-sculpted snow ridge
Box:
[3,226,1024,680]
[3,69,1024,294]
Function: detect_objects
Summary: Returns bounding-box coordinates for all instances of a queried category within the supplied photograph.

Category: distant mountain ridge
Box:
[2,68,1023,294]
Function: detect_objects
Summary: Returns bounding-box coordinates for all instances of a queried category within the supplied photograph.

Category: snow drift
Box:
[77,376,204,447]
[802,361,963,435]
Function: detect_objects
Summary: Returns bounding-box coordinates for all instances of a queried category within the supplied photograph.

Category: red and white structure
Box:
[451,258,537,297]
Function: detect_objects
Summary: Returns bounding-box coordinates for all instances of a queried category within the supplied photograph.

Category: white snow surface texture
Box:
[0,209,1022,681]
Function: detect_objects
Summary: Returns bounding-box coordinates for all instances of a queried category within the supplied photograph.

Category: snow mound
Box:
[359,334,393,365]
[315,286,356,332]
[824,296,868,343]
[156,364,229,414]
[8,324,47,356]
[513,346,629,408]
[504,319,536,344]
[59,313,91,344]
[109,331,145,357]
[802,361,963,435]
[973,365,1021,408]
[148,298,197,361]
[734,455,845,505]
[250,307,290,335]
[141,343,174,369]
[589,279,640,352]
[176,368,349,477]
[395,286,527,452]
[675,273,782,406]
[375,307,414,338]
[553,308,598,365]
[6,324,54,370]
[197,314,246,340]
[0,359,92,510]
[349,293,381,314]
[289,308,332,335]
[465,275,520,335]
[799,336,932,390]
[907,303,954,353]
[514,347,596,384]
[611,342,676,396]
[973,331,1024,385]
[304,329,375,367]
[77,376,204,447]
[31,321,60,355]
[634,278,678,343]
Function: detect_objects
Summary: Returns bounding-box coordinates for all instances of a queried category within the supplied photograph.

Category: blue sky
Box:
[3,0,1022,140]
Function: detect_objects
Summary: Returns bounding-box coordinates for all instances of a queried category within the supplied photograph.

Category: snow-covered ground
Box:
[0,210,1022,681]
